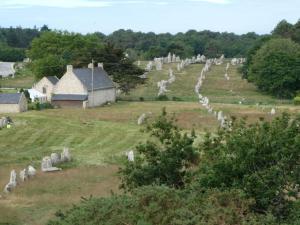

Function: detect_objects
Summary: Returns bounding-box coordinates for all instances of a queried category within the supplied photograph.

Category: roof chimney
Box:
[67,65,73,72]
[88,63,94,69]
[98,63,103,69]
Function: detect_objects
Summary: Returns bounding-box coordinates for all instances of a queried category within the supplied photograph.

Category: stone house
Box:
[52,64,116,108]
[32,76,59,101]
[0,93,28,113]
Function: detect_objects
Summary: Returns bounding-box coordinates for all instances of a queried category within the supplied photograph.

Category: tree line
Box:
[0,25,261,62]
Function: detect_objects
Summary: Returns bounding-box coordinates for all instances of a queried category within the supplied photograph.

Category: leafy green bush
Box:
[48,186,272,225]
[197,113,300,218]
[172,96,183,101]
[155,95,169,101]
[293,96,300,105]
[119,109,199,190]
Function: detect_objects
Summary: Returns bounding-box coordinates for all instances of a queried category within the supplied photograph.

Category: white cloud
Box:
[187,0,232,4]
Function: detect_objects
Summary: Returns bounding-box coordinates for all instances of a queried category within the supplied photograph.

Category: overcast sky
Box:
[0,0,299,35]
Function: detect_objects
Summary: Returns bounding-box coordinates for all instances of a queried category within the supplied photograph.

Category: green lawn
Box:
[0,67,35,88]
[121,63,203,101]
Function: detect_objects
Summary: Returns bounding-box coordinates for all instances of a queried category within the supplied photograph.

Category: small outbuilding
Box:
[32,76,59,101]
[0,93,28,113]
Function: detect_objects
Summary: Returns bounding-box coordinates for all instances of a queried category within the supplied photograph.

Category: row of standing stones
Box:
[3,148,71,194]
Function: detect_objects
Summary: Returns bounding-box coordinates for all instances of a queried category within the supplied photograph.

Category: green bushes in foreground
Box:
[48,111,300,225]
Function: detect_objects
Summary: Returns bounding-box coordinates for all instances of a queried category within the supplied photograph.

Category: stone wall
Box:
[88,88,116,107]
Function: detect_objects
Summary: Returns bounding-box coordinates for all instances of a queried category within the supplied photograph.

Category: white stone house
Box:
[32,76,59,101]
[52,64,116,108]
[0,93,28,113]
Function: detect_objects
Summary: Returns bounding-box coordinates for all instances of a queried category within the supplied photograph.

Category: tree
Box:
[119,109,199,190]
[31,55,66,80]
[198,113,300,218]
[247,38,300,98]
[272,20,294,38]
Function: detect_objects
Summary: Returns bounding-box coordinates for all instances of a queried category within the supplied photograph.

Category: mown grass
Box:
[121,63,203,101]
[0,67,35,88]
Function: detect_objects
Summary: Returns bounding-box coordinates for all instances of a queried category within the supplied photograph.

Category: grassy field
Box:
[121,63,202,101]
[0,68,35,89]
[0,61,299,225]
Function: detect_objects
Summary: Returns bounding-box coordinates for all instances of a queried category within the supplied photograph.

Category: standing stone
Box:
[137,113,147,125]
[19,169,28,182]
[270,108,276,115]
[27,165,36,177]
[50,153,61,165]
[61,147,71,162]
[41,156,61,172]
[4,170,17,193]
[127,151,134,162]
[217,111,224,121]
[41,157,53,171]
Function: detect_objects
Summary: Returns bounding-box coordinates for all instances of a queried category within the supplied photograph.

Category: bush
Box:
[198,113,300,218]
[139,96,144,101]
[172,96,182,101]
[48,186,270,225]
[293,96,300,105]
[155,95,169,101]
[119,109,199,190]
[28,101,53,110]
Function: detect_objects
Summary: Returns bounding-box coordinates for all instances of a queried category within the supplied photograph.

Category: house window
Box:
[42,87,46,94]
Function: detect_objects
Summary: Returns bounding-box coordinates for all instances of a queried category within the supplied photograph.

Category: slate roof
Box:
[52,94,88,101]
[0,93,22,104]
[46,76,59,85]
[72,68,115,91]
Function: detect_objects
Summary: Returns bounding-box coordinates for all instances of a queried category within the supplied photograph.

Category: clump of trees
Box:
[242,20,300,99]
[0,26,41,61]
[48,110,300,225]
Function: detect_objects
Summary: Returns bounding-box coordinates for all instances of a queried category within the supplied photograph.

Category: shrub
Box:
[139,96,144,101]
[155,95,169,101]
[293,96,300,105]
[119,109,199,190]
[198,113,300,218]
[172,96,182,101]
[48,186,269,225]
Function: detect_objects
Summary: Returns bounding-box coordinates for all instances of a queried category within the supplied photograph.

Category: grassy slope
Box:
[0,67,35,88]
[0,61,299,225]
[121,63,202,101]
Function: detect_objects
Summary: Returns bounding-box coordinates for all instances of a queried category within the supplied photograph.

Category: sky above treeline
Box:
[0,0,299,35]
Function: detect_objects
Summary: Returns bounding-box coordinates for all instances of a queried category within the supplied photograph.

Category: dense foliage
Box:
[119,109,199,190]
[107,29,260,60]
[27,31,144,92]
[198,113,300,218]
[242,20,300,98]
[0,26,40,61]
[247,38,300,98]
[49,111,300,225]
[48,186,274,225]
